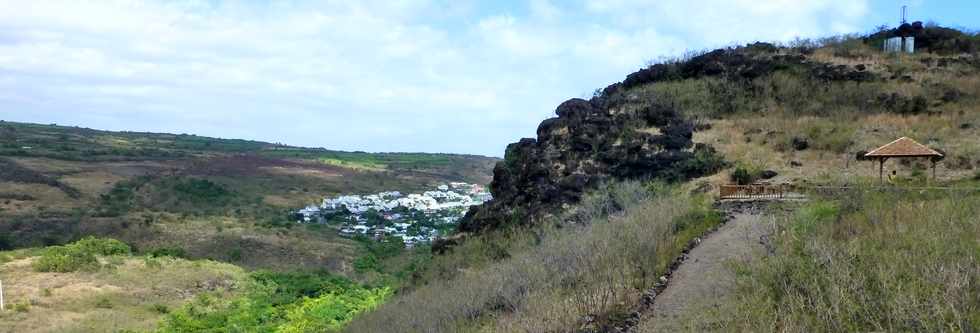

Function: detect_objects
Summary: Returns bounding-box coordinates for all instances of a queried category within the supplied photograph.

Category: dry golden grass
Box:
[0,182,81,214]
[346,182,722,332]
[58,171,126,199]
[0,252,247,333]
[143,215,361,272]
[701,191,980,332]
[695,107,980,187]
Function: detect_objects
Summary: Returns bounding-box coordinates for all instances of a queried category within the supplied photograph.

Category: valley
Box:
[2,15,979,333]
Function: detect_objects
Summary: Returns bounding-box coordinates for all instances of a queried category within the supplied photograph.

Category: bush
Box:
[97,180,138,217]
[94,297,113,309]
[353,254,380,273]
[32,237,130,272]
[32,245,98,273]
[147,247,187,258]
[730,167,756,185]
[157,271,388,333]
[12,301,30,312]
[277,287,392,333]
[74,237,131,256]
[173,178,231,203]
[151,304,170,314]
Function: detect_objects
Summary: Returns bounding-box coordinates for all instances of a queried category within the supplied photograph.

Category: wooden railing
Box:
[719,183,790,200]
[720,184,980,200]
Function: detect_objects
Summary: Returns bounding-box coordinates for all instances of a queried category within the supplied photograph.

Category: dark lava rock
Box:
[759,170,778,179]
[855,150,871,161]
[942,89,963,103]
[790,160,803,167]
[791,137,809,151]
[457,98,726,234]
[960,123,973,129]
[810,63,875,82]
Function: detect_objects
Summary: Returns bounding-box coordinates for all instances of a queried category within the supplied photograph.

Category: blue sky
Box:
[0,1,975,157]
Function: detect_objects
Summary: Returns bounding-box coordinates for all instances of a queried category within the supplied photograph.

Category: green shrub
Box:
[32,245,98,272]
[157,271,388,333]
[147,247,187,258]
[97,180,138,217]
[730,166,756,185]
[173,178,231,202]
[74,236,131,256]
[151,304,170,314]
[353,254,380,273]
[278,287,392,333]
[94,297,113,309]
[12,300,30,312]
[32,237,130,272]
[250,271,356,304]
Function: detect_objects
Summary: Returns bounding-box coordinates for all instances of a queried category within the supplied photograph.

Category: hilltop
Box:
[349,24,980,332]
[458,23,980,234]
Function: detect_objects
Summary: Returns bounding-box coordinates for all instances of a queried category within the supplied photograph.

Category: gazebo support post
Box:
[878,158,885,184]
[931,160,937,182]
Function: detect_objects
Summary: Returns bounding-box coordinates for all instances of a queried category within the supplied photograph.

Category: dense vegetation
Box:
[32,237,131,272]
[157,271,390,332]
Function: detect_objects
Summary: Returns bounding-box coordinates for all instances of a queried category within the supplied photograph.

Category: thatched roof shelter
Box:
[863,137,944,182]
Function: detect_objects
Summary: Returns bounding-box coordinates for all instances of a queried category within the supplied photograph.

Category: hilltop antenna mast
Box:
[901,5,907,24]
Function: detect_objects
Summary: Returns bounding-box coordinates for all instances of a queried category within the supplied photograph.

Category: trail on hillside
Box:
[634,206,773,332]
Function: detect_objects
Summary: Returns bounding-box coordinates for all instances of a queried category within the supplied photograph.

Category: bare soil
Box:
[636,212,772,332]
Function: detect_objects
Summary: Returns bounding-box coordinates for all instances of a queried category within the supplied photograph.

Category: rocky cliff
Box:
[456,97,722,232]
[457,24,979,234]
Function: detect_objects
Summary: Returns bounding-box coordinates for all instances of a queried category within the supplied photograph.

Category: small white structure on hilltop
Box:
[884,6,915,54]
[884,36,914,54]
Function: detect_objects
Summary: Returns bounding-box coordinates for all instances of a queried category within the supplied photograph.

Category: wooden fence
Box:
[719,184,790,200]
[720,184,980,200]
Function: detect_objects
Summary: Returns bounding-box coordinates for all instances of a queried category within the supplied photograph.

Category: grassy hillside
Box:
[0,123,496,331]
[0,238,248,333]
[692,186,980,332]
[0,237,391,333]
[347,181,723,332]
[0,121,497,272]
[346,26,980,332]
[2,24,978,332]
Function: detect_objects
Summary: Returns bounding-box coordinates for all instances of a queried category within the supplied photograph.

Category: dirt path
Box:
[635,210,772,332]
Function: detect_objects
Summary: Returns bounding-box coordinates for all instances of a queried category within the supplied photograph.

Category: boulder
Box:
[791,137,809,151]
[759,170,778,179]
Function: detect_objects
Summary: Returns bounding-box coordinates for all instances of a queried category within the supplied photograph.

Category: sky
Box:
[0,1,976,157]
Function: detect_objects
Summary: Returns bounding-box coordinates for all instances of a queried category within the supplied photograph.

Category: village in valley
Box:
[294,182,492,246]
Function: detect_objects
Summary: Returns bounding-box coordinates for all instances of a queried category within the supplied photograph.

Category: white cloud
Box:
[0,0,871,156]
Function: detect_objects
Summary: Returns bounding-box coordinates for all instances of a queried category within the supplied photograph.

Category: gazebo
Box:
[863,137,944,183]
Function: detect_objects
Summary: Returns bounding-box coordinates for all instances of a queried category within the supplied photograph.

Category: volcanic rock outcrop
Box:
[457,37,905,234]
[457,97,723,233]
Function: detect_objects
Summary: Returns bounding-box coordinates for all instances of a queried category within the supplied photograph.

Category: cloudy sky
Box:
[0,0,976,156]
